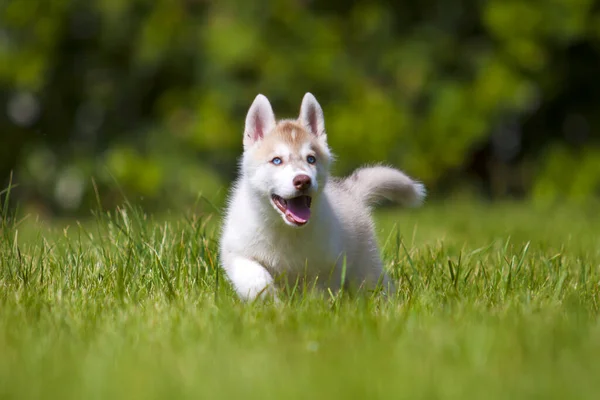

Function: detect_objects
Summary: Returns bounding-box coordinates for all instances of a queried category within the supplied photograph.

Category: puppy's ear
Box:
[244,94,276,148]
[299,92,325,137]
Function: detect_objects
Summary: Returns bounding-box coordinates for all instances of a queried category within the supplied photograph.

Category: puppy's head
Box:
[241,93,332,227]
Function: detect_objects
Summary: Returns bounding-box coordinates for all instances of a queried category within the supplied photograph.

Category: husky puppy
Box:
[219,93,425,300]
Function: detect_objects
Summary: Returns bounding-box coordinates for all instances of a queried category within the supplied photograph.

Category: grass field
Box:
[1,200,600,399]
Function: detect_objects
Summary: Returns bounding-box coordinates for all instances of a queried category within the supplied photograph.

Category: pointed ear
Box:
[244,94,276,147]
[299,92,325,137]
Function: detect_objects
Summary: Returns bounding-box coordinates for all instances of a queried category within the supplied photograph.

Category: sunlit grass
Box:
[1,198,599,399]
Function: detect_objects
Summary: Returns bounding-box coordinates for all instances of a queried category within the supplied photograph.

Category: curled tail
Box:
[344,166,426,207]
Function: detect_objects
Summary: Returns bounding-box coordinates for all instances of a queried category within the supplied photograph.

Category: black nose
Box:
[293,174,312,191]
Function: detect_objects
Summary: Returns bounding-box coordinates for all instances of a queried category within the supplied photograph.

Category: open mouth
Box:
[271,194,312,226]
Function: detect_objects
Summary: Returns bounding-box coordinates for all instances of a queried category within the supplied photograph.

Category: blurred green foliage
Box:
[1,0,600,214]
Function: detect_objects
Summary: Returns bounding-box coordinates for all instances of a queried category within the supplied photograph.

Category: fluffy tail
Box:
[344,166,426,207]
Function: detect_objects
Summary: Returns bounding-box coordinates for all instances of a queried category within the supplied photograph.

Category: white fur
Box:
[220,93,426,301]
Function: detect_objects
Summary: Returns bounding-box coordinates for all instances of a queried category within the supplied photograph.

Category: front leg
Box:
[223,255,277,301]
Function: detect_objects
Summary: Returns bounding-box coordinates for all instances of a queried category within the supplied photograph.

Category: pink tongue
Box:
[286,196,311,223]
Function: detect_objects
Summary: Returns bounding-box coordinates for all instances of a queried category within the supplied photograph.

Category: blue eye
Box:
[307,155,316,164]
[271,157,282,165]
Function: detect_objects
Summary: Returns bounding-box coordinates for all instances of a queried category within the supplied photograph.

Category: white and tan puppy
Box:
[219,93,425,300]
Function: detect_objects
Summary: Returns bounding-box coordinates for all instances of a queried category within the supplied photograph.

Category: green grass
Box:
[1,200,600,399]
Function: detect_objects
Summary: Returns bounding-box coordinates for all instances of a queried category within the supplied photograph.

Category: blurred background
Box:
[2,0,600,217]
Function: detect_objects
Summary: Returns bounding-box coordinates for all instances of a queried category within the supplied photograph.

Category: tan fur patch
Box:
[254,120,329,162]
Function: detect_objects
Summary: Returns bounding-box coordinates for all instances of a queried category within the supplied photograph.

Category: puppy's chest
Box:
[252,229,340,276]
